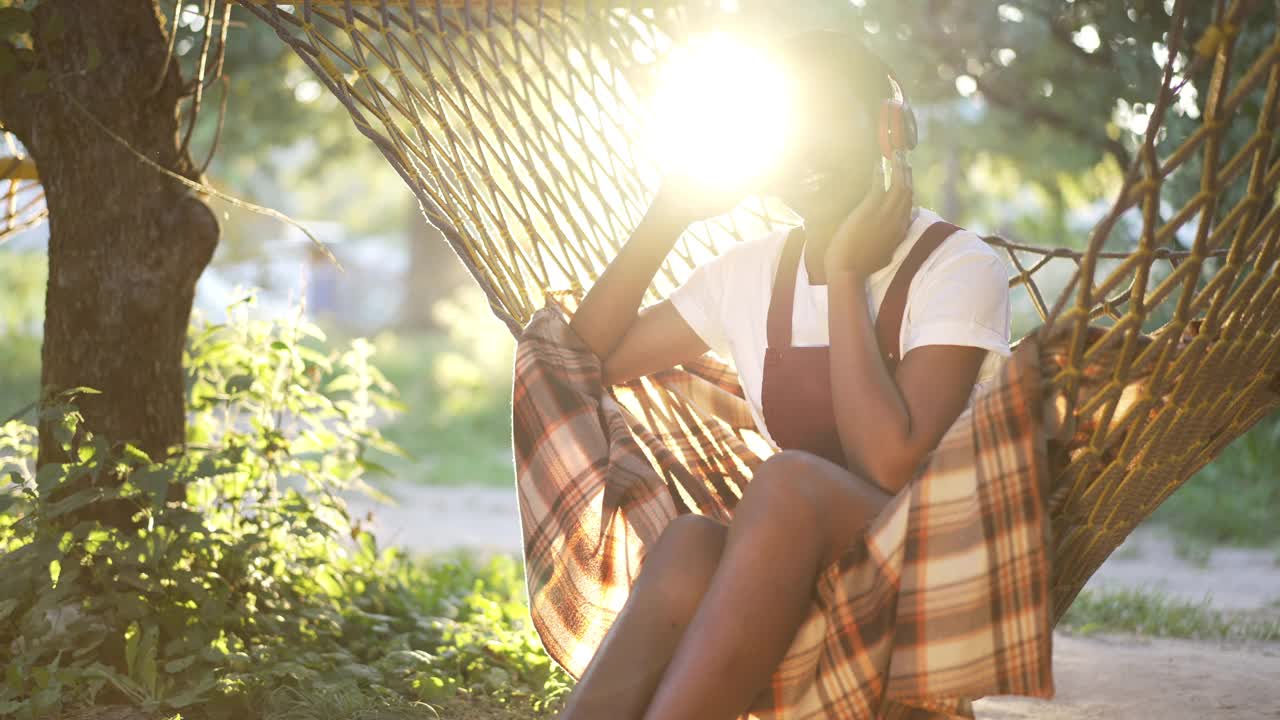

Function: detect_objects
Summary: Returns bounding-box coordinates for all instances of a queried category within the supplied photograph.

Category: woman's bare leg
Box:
[557,513,727,720]
[642,450,893,720]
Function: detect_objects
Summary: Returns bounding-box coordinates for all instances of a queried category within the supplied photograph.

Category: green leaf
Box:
[323,374,362,393]
[357,458,392,477]
[48,559,60,588]
[163,655,198,673]
[356,528,377,558]
[123,622,140,677]
[137,641,156,698]
[314,569,343,597]
[0,598,18,623]
[225,374,254,395]
[35,462,65,496]
[132,468,171,508]
[121,443,152,465]
[163,672,217,708]
[44,488,101,519]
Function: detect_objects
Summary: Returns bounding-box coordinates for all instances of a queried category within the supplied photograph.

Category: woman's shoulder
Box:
[918,211,1006,276]
[698,226,791,276]
[726,226,791,258]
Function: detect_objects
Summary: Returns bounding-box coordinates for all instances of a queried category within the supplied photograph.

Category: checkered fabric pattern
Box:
[512,304,1055,719]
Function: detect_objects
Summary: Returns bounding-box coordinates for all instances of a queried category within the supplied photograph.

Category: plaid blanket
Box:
[512,303,1055,719]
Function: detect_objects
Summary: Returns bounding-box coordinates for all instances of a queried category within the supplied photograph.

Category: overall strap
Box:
[766,226,806,349]
[875,220,962,371]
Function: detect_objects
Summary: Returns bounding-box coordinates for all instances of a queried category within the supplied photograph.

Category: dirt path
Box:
[351,484,523,554]
[976,633,1280,719]
[348,483,1280,719]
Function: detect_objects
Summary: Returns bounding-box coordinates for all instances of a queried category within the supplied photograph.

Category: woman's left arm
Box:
[823,154,991,493]
[826,274,987,494]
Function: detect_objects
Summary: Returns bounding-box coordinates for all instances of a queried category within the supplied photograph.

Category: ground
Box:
[977,633,1280,719]
[349,483,1280,720]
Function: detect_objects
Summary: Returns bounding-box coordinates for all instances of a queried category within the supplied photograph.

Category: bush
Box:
[0,300,568,720]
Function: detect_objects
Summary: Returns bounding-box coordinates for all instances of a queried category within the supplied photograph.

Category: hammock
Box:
[0,133,45,245]
[236,0,1280,701]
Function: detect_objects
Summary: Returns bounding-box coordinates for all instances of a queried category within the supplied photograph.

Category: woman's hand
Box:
[650,170,752,228]
[823,153,914,277]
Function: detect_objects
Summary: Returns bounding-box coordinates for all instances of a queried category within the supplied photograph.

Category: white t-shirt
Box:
[668,206,1012,449]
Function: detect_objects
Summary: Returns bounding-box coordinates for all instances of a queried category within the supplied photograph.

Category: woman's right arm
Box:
[568,189,724,386]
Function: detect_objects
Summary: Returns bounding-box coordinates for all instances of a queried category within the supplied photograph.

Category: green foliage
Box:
[0,332,39,422]
[0,251,45,422]
[1151,414,1280,547]
[0,303,567,720]
[373,288,517,487]
[1063,586,1280,642]
[0,250,44,335]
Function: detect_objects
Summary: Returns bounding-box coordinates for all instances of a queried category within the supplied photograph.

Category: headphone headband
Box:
[884,65,907,106]
[871,54,917,157]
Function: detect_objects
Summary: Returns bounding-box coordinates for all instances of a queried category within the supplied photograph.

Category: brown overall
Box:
[760,221,963,468]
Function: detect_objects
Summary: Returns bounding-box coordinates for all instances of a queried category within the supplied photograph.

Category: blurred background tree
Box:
[0,0,466,464]
[0,0,221,474]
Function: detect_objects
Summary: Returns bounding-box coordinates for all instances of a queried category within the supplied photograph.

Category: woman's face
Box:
[764,68,883,223]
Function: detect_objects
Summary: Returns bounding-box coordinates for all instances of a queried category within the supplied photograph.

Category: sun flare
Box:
[646,33,792,192]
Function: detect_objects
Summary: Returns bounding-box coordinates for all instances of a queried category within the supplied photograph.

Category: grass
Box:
[59,687,552,720]
[263,687,551,720]
[1062,586,1280,642]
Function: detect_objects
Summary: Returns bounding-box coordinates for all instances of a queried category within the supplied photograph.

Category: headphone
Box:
[873,60,918,160]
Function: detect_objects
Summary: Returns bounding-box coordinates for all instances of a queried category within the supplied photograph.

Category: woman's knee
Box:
[740,450,883,563]
[642,514,727,621]
[742,450,831,520]
[655,514,727,567]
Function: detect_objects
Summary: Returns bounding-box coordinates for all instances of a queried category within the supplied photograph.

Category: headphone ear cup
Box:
[878,100,919,158]
[900,102,918,151]
[878,102,896,159]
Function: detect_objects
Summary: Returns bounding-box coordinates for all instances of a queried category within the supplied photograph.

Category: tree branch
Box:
[973,73,1133,169]
[1013,1,1117,69]
[921,20,1132,169]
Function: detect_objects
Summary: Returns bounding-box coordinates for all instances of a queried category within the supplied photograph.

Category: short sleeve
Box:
[668,251,733,357]
[902,240,1012,358]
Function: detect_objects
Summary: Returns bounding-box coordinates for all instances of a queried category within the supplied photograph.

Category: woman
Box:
[560,29,1011,720]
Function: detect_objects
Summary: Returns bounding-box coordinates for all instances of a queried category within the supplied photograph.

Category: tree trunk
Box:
[400,199,466,330]
[0,0,218,469]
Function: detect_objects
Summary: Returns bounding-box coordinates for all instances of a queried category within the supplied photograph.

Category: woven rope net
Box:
[237,0,1280,621]
[0,133,46,244]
